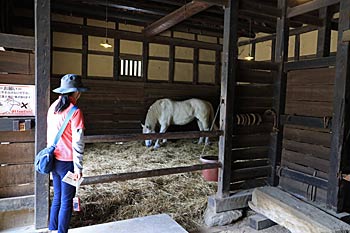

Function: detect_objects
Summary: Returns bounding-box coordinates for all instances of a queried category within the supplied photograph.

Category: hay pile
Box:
[70,139,218,231]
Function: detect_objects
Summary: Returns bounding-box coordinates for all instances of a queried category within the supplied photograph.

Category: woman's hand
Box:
[73,172,83,181]
[342,174,350,181]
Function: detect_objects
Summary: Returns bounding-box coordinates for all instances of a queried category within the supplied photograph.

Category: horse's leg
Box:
[160,125,168,144]
[154,124,168,149]
[197,120,205,144]
[200,119,211,145]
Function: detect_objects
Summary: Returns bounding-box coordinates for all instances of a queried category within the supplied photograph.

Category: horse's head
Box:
[141,123,155,147]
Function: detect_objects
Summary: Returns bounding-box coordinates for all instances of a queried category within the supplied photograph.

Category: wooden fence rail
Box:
[84,130,223,143]
[73,163,221,186]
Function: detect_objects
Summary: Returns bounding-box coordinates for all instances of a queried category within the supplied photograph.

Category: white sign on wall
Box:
[0,84,35,116]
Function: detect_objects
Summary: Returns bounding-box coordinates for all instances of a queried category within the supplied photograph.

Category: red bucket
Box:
[200,155,219,182]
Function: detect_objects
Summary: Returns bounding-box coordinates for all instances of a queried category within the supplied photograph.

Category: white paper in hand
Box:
[62,171,84,187]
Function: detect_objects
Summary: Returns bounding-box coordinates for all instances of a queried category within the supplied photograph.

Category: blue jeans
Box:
[49,160,76,233]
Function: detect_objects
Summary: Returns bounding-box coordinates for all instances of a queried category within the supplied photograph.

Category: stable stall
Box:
[1,0,350,232]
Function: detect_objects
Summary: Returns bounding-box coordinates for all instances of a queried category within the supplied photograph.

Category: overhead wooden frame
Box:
[197,0,228,6]
[287,0,340,18]
[143,0,214,37]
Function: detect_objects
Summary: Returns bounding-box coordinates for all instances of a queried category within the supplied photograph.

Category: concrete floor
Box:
[1,214,188,233]
[1,213,291,233]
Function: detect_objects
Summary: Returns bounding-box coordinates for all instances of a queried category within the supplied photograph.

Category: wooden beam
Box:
[168,43,175,83]
[81,163,221,185]
[217,0,238,198]
[193,48,199,84]
[52,21,222,50]
[84,130,223,143]
[196,0,227,6]
[113,23,120,80]
[281,114,332,129]
[0,33,35,50]
[34,0,51,230]
[249,186,350,232]
[317,7,332,57]
[82,18,88,79]
[143,1,213,37]
[268,0,289,186]
[284,56,336,71]
[294,34,300,61]
[142,41,149,82]
[238,25,318,46]
[239,0,281,18]
[287,0,340,18]
[278,166,328,190]
[328,0,350,212]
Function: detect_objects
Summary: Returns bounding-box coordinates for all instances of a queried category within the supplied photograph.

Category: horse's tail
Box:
[209,102,219,131]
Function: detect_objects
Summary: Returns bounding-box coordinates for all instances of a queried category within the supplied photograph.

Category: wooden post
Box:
[251,42,256,61]
[193,48,199,84]
[113,23,120,80]
[34,0,51,229]
[316,7,332,57]
[271,38,276,62]
[142,41,149,81]
[82,17,88,78]
[215,50,221,84]
[169,31,175,83]
[328,0,350,212]
[217,0,238,198]
[268,0,289,186]
[294,34,300,61]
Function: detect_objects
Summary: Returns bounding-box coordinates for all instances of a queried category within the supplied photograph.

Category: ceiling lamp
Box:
[244,54,254,61]
[244,19,254,61]
[100,0,112,49]
[100,39,112,48]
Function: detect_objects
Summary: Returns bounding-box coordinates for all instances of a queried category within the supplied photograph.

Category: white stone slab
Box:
[69,214,188,233]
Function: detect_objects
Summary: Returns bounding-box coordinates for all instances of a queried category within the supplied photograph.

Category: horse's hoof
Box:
[153,144,160,149]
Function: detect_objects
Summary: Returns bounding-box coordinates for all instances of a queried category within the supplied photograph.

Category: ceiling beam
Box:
[287,0,340,18]
[239,0,281,18]
[143,0,213,37]
[196,0,228,6]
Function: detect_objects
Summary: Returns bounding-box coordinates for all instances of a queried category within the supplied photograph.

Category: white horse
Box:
[141,98,215,148]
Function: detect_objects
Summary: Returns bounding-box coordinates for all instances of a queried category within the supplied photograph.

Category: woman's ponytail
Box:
[55,93,72,113]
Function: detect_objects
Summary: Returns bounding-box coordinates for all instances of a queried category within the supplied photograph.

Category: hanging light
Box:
[244,18,254,61]
[100,39,112,49]
[100,0,112,48]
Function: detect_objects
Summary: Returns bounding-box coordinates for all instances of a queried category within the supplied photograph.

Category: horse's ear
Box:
[141,123,145,128]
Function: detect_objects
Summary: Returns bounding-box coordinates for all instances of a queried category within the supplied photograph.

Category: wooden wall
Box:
[280,67,335,204]
[51,77,220,135]
[230,62,275,191]
[0,51,35,198]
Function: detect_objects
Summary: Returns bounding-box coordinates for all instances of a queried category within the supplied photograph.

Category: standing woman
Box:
[47,74,88,233]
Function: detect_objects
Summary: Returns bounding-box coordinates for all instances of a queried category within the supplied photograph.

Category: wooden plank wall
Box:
[51,77,220,136]
[280,67,335,203]
[0,51,35,198]
[230,63,275,191]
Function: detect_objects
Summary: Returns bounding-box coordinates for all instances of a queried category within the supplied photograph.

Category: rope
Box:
[200,103,221,157]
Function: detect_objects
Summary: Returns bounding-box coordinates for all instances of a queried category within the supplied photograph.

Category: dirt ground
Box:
[69,139,289,232]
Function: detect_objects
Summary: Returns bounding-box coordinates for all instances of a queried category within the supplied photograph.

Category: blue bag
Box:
[35,106,78,174]
[35,146,56,174]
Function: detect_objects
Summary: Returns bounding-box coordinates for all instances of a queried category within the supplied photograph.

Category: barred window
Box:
[120,59,142,78]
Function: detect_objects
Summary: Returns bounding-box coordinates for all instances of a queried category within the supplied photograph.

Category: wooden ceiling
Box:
[4,0,340,39]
